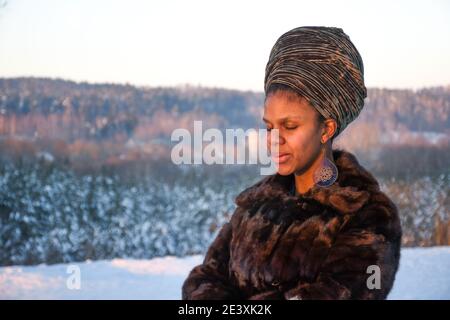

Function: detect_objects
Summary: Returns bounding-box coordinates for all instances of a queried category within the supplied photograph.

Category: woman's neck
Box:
[294,146,334,195]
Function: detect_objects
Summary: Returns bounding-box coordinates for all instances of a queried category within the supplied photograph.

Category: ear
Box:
[321,119,337,144]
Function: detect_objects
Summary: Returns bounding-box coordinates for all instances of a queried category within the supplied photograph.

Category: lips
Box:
[271,152,291,164]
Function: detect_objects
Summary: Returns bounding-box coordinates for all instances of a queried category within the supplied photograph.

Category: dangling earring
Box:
[313,156,338,187]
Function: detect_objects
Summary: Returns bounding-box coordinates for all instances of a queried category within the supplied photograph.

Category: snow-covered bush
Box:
[0,161,260,266]
[0,160,448,266]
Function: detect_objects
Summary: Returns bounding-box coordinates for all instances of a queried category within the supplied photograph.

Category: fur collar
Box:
[235,149,381,215]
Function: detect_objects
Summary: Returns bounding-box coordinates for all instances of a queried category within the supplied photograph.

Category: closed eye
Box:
[266,125,297,131]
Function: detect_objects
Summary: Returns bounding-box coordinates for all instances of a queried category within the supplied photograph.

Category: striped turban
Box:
[264,26,367,137]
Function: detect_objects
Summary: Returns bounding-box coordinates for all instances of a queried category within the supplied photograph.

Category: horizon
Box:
[3,76,450,93]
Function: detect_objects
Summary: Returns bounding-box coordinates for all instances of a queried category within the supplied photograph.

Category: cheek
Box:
[286,131,309,152]
[286,128,320,158]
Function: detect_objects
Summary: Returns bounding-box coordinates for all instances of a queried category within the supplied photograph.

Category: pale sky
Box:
[1,0,449,91]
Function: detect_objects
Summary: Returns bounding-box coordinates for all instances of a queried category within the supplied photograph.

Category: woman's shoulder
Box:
[332,149,402,239]
[349,187,402,241]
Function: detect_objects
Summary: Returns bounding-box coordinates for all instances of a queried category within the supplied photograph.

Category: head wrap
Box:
[264,26,367,136]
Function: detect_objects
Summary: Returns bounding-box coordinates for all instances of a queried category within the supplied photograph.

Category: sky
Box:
[0,0,449,91]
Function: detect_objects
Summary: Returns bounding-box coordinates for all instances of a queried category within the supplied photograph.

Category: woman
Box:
[182,26,402,300]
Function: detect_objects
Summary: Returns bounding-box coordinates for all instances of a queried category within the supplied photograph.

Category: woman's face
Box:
[263,90,324,176]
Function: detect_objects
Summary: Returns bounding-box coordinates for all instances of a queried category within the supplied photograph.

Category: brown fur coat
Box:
[182,149,402,300]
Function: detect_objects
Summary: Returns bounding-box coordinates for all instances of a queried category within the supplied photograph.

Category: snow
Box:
[388,246,450,299]
[0,247,449,300]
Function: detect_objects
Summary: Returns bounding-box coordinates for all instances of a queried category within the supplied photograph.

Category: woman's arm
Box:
[182,213,243,300]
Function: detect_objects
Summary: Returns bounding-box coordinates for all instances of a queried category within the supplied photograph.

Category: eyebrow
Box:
[262,116,303,124]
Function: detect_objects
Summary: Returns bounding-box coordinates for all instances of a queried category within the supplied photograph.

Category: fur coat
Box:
[182,149,402,300]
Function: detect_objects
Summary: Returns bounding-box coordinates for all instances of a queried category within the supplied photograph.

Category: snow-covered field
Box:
[0,247,449,300]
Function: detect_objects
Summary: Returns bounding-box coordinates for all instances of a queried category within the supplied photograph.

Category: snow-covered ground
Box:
[1,247,449,300]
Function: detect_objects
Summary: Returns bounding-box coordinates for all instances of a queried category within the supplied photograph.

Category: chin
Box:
[276,164,294,176]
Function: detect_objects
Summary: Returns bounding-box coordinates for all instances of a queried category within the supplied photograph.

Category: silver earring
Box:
[313,157,338,187]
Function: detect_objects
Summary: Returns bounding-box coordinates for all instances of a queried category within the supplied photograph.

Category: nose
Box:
[267,129,286,151]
